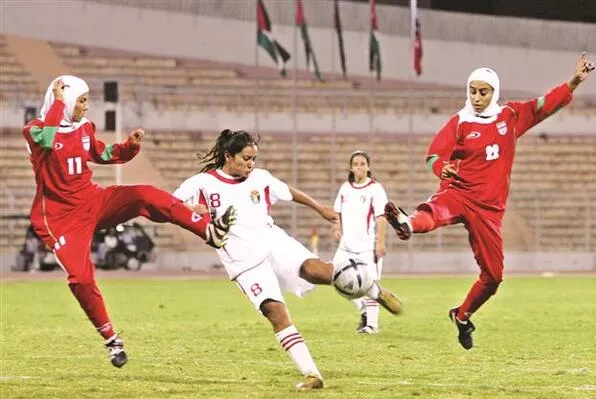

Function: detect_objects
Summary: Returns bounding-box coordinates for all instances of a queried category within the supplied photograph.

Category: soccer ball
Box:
[332,258,374,299]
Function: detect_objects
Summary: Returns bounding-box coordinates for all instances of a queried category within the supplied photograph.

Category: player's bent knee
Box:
[260,299,291,329]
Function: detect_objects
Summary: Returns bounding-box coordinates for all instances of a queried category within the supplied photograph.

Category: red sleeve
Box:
[426,115,459,178]
[508,83,573,138]
[89,123,140,164]
[43,100,65,127]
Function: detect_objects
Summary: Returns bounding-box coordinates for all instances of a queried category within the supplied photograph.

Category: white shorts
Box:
[333,248,383,281]
[234,225,317,311]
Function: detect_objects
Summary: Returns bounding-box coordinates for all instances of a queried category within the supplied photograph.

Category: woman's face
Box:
[223,144,258,178]
[350,154,370,183]
[72,93,89,122]
[468,81,494,114]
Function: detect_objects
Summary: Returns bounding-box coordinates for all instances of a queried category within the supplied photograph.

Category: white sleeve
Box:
[266,171,292,202]
[372,183,389,217]
[173,175,201,205]
[333,185,344,213]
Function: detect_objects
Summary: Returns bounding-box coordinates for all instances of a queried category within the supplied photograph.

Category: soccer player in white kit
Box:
[173,130,403,390]
[333,151,395,334]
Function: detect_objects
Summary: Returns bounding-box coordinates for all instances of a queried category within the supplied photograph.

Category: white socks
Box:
[275,325,322,379]
[363,298,380,329]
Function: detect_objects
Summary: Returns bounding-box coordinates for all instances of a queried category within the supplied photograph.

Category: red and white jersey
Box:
[333,178,388,253]
[173,168,292,278]
[427,83,573,211]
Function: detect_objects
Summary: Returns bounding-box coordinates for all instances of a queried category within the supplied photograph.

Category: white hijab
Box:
[457,67,503,124]
[39,75,90,133]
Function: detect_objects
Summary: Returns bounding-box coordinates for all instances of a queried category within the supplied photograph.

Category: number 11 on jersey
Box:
[67,157,82,175]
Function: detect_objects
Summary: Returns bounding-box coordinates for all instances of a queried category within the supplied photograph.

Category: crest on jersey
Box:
[250,190,260,204]
[496,121,508,136]
[82,136,91,151]
[466,131,481,140]
[360,195,367,204]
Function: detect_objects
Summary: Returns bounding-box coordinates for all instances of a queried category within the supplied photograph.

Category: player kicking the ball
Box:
[174,129,403,390]
[385,53,594,350]
[23,76,236,368]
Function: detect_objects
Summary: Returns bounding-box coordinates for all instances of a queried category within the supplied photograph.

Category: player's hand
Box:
[375,242,386,259]
[319,205,339,223]
[53,79,65,102]
[441,163,462,181]
[569,52,594,91]
[128,128,145,145]
[332,223,341,242]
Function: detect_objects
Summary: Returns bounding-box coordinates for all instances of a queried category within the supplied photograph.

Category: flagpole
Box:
[254,1,260,135]
[330,16,337,204]
[291,12,299,236]
[406,0,416,269]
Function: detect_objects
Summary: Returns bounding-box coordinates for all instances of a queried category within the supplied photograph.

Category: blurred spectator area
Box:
[1,35,594,116]
[2,127,594,254]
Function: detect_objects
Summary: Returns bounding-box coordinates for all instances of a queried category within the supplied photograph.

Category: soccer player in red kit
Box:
[385,53,594,349]
[23,75,236,367]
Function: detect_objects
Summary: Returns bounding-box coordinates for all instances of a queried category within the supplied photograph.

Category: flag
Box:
[257,0,291,76]
[411,0,423,76]
[333,0,347,79]
[369,0,381,80]
[296,0,321,80]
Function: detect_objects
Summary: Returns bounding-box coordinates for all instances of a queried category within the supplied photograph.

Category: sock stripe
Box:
[279,332,301,346]
[283,338,305,351]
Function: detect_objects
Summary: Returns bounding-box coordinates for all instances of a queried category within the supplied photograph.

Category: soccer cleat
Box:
[449,308,476,350]
[356,312,368,332]
[375,285,404,315]
[356,325,379,334]
[205,205,237,248]
[105,335,128,368]
[295,373,324,391]
[384,202,412,240]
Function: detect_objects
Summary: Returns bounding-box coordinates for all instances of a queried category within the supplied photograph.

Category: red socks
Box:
[457,279,500,321]
[68,282,115,340]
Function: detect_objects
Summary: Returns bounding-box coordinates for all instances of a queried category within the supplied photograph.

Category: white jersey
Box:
[173,168,292,278]
[333,179,388,253]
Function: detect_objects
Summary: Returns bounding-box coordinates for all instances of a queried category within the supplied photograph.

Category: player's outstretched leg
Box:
[384,202,412,240]
[449,308,475,350]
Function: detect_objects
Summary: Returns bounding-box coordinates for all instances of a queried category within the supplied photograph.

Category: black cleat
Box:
[356,312,367,332]
[105,335,128,368]
[449,308,475,350]
[384,202,412,240]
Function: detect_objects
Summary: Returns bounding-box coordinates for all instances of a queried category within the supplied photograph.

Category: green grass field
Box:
[1,275,595,399]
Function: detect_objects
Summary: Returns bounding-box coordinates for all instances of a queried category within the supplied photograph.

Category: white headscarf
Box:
[39,75,90,133]
[457,67,503,124]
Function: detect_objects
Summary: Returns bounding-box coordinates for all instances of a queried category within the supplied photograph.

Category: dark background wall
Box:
[346,0,596,23]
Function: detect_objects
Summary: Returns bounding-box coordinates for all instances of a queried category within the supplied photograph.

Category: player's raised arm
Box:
[89,127,143,164]
[510,52,593,137]
[24,79,66,150]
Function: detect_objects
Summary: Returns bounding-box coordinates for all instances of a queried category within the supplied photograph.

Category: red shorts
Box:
[418,189,504,283]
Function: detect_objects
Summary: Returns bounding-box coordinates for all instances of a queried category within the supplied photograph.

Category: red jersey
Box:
[426,83,573,211]
[23,100,140,225]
